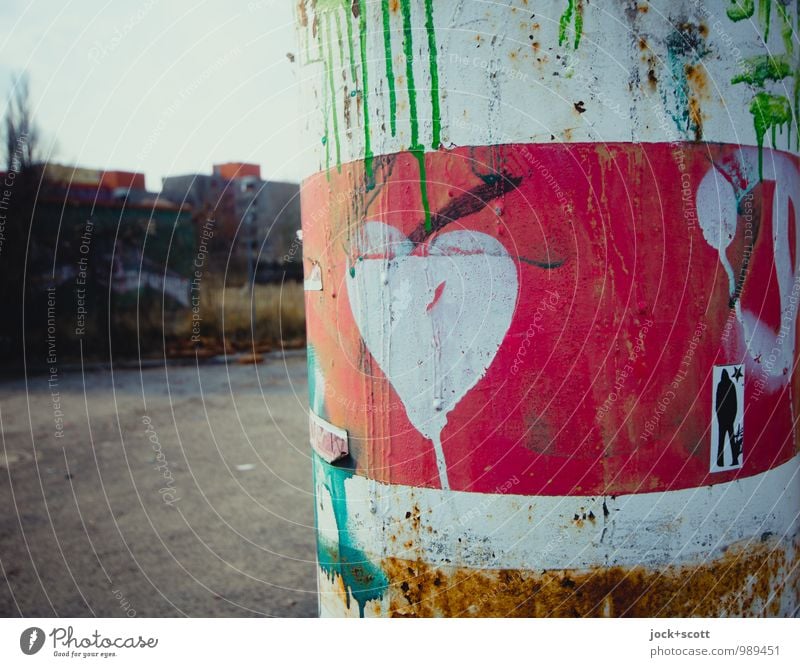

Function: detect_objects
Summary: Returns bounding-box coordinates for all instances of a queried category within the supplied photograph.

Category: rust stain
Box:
[389,0,399,13]
[343,85,352,129]
[688,96,703,141]
[297,0,308,27]
[378,538,799,617]
[685,63,709,142]
[647,68,658,90]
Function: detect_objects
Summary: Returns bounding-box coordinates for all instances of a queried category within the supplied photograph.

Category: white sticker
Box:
[304,263,323,291]
[309,410,348,463]
[710,364,744,472]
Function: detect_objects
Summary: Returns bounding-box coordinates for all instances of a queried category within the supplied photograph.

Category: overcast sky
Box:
[0,0,314,190]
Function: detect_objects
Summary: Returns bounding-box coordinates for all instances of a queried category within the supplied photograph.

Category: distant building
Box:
[161,162,300,280]
[21,162,195,356]
[42,163,183,209]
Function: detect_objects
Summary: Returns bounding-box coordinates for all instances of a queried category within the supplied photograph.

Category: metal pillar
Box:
[296,0,800,617]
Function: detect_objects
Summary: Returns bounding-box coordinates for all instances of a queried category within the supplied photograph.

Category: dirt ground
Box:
[0,351,318,617]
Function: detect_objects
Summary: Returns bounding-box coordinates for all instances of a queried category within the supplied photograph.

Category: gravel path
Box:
[0,352,317,617]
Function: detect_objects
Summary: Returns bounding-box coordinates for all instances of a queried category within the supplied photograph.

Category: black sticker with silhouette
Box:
[710,364,744,472]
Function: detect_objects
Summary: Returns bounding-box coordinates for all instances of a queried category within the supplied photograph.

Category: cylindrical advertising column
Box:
[296,0,799,616]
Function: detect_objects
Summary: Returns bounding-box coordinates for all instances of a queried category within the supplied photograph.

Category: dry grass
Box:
[175,281,306,352]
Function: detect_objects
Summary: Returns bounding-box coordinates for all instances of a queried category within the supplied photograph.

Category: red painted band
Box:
[302,142,800,496]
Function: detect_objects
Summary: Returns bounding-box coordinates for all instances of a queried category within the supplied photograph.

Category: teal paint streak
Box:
[313,455,388,617]
[663,27,708,139]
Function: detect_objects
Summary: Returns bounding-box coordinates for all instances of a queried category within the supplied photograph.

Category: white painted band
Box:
[297,0,800,170]
[315,454,800,572]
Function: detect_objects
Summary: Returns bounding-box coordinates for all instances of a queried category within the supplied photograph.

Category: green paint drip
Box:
[381,0,398,137]
[750,92,793,179]
[795,74,799,151]
[777,1,794,53]
[758,0,771,42]
[732,54,792,86]
[423,0,441,147]
[334,11,345,69]
[357,0,373,182]
[573,1,583,50]
[324,14,342,172]
[414,149,432,232]
[344,6,358,84]
[400,0,420,150]
[558,0,583,50]
[727,0,755,21]
[399,2,431,231]
[313,455,388,617]
[318,27,331,174]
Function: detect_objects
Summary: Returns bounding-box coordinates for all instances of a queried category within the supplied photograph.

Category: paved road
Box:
[0,352,317,617]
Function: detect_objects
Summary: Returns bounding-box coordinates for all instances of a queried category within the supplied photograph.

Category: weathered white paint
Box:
[314,453,800,571]
[346,221,518,488]
[297,0,800,168]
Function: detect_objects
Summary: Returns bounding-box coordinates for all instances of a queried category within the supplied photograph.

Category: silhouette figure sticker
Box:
[710,364,744,472]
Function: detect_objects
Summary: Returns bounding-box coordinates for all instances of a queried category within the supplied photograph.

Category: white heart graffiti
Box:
[346,221,518,489]
[697,150,800,393]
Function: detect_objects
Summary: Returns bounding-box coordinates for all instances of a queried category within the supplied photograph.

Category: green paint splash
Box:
[558,0,583,50]
[750,92,793,178]
[313,455,388,617]
[381,0,398,137]
[727,0,794,49]
[732,54,793,86]
[727,0,755,21]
